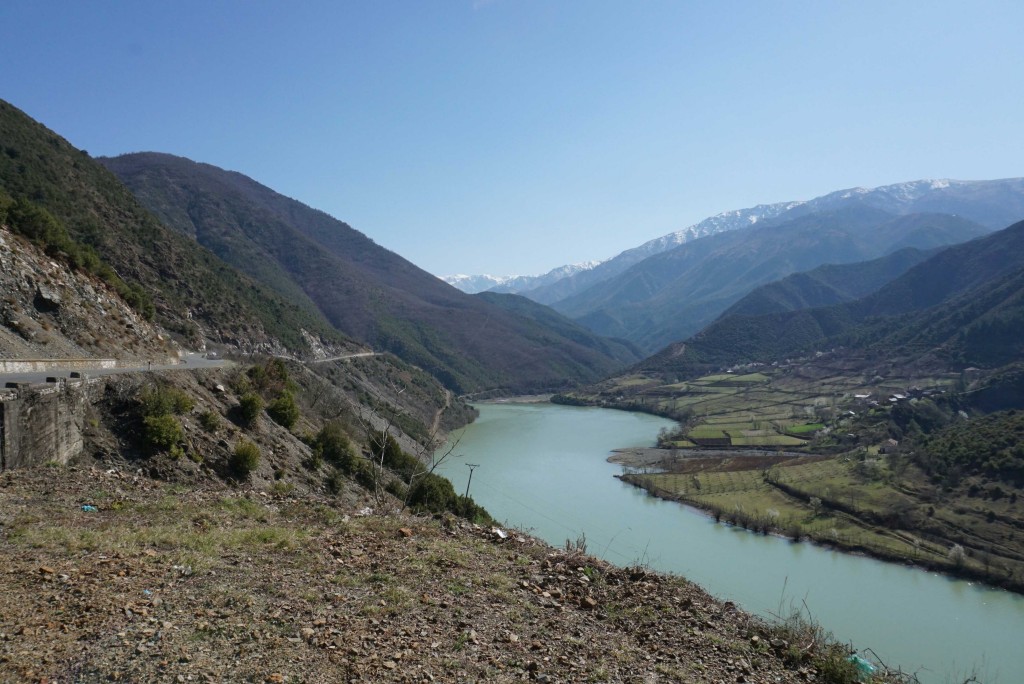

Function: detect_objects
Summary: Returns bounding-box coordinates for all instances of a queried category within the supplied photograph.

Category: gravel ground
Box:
[0,466,858,683]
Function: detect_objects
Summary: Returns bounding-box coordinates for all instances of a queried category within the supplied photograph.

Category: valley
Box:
[439,401,1024,682]
[3,91,1024,682]
[556,350,1024,594]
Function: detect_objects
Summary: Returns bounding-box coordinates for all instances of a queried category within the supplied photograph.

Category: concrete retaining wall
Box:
[0,379,104,471]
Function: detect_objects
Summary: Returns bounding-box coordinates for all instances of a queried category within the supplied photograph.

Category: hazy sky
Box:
[2,1,1023,277]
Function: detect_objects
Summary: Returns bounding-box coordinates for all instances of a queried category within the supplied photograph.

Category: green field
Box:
[631,458,969,571]
[582,364,961,453]
[786,422,824,434]
[563,359,1024,591]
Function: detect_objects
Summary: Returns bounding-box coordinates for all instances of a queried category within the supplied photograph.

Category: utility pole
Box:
[464,463,480,499]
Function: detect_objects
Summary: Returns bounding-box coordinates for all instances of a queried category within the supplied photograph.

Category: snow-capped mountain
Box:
[486,261,602,295]
[441,274,514,294]
[516,177,1024,305]
[446,177,1024,303]
[617,201,805,263]
[443,261,602,295]
[517,202,806,305]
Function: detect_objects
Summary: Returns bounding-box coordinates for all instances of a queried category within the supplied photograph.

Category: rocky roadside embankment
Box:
[0,466,889,684]
[0,226,178,362]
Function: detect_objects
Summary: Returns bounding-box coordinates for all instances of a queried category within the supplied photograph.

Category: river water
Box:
[437,402,1024,683]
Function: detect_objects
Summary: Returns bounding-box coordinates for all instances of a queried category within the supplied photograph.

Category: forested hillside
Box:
[0,100,346,354]
[554,208,986,352]
[644,219,1024,375]
[101,152,638,393]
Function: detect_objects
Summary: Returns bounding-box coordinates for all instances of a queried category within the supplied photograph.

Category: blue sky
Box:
[2,1,1023,277]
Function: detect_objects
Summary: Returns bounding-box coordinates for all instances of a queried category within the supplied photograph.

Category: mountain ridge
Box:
[459,177,1024,307]
[645,218,1024,375]
[101,152,639,394]
[555,209,988,353]
[720,246,936,318]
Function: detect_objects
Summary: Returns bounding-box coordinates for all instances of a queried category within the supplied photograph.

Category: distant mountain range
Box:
[555,208,988,353]
[447,178,1024,302]
[643,217,1024,376]
[99,152,639,393]
[442,261,600,295]
[444,201,804,298]
[446,177,1024,355]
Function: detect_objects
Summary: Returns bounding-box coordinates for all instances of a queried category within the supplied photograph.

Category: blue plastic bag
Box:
[848,654,877,681]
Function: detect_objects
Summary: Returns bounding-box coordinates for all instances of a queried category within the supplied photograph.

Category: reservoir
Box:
[438,402,1024,683]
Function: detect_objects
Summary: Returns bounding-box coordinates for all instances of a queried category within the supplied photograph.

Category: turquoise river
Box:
[437,402,1024,683]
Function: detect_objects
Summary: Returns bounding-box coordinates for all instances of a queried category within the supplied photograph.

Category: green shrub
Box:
[385,479,408,500]
[270,481,295,496]
[230,440,261,478]
[325,469,345,495]
[315,422,355,472]
[199,410,221,433]
[247,358,291,393]
[143,414,184,453]
[407,473,458,514]
[139,385,194,417]
[370,432,421,482]
[238,392,264,426]
[455,494,492,525]
[350,458,376,491]
[267,390,300,429]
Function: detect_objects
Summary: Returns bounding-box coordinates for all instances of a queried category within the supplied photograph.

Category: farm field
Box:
[565,357,961,450]
[565,357,1024,592]
[621,452,1024,592]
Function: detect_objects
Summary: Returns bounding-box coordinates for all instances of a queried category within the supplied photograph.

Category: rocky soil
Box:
[0,466,876,684]
[0,227,178,362]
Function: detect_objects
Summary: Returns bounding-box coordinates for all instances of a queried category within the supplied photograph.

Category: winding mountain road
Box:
[0,353,229,387]
[310,351,376,363]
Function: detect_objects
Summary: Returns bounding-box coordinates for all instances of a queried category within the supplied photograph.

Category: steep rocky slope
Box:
[0,226,177,362]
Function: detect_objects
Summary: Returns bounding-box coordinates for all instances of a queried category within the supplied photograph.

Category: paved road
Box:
[309,351,376,364]
[0,353,230,387]
[1,349,378,388]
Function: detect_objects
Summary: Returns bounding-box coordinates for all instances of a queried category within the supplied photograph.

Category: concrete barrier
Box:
[0,358,118,373]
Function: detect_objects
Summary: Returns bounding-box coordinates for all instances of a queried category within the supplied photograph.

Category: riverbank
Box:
[0,465,887,683]
[477,393,554,404]
[614,449,1024,596]
[608,446,808,469]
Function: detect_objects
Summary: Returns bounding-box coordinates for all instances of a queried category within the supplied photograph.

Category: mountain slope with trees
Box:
[721,247,935,318]
[553,208,987,353]
[0,100,349,355]
[644,218,1024,375]
[101,152,638,393]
